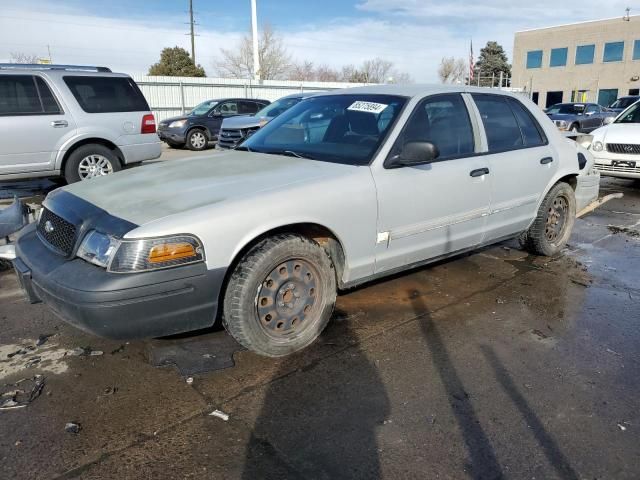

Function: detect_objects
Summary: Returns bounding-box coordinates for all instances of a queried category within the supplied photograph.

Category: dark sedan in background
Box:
[545,102,616,133]
[157,98,270,151]
[608,95,640,114]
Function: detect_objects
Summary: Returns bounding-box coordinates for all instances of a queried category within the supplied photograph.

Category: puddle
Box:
[0,339,70,380]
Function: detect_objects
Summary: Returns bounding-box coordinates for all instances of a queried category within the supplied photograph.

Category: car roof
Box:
[198,98,270,103]
[312,84,527,100]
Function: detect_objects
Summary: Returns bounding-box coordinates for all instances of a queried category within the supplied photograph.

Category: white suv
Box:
[0,64,161,183]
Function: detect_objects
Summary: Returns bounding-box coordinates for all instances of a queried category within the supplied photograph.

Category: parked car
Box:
[157,98,270,151]
[590,100,640,179]
[217,92,321,149]
[608,95,640,114]
[0,64,161,183]
[11,86,599,357]
[545,102,615,133]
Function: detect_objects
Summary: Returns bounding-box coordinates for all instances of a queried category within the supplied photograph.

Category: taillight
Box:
[141,114,156,134]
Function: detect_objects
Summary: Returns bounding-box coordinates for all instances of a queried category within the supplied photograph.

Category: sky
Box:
[0,0,635,82]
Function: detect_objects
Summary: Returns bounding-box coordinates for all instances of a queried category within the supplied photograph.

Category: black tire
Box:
[166,141,185,149]
[519,182,576,256]
[223,234,337,357]
[64,144,121,184]
[569,123,580,133]
[186,128,209,151]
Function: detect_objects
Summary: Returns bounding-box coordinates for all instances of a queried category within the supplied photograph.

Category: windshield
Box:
[547,103,585,115]
[189,100,218,116]
[255,97,302,118]
[240,94,407,166]
[615,102,640,123]
[610,97,639,109]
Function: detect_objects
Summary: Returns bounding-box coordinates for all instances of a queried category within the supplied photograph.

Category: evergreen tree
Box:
[148,47,205,77]
[474,41,511,87]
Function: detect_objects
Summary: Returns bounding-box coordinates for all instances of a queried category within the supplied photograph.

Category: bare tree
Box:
[314,64,341,82]
[10,52,39,64]
[287,60,316,81]
[215,25,291,80]
[437,57,466,84]
[360,58,394,83]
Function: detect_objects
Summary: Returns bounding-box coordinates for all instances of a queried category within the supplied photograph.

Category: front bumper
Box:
[593,153,640,179]
[13,226,225,339]
[157,127,187,144]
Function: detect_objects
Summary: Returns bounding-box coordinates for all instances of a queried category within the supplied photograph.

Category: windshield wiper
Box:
[282,150,315,160]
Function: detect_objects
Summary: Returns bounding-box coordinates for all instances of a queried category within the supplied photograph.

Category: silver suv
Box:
[0,64,161,183]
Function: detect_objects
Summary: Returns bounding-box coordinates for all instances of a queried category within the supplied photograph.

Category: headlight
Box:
[108,235,204,273]
[557,120,568,129]
[592,141,604,152]
[168,120,187,128]
[77,231,120,268]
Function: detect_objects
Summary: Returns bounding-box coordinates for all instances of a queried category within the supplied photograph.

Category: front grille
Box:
[217,128,245,148]
[606,143,640,155]
[37,208,77,256]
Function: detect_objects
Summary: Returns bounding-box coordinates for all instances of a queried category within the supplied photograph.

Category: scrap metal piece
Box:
[577,193,624,218]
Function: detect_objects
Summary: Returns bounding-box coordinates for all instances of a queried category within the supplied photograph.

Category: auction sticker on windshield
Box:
[348,101,388,114]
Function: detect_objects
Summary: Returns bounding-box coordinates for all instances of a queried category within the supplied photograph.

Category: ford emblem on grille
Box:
[44,220,55,233]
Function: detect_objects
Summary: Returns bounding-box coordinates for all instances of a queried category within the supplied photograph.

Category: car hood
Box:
[221,115,270,129]
[57,151,357,227]
[592,123,640,143]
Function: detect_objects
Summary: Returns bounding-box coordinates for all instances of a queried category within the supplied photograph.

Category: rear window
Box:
[63,76,149,113]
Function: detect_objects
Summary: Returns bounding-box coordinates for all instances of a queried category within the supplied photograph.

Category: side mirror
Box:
[604,116,614,125]
[390,141,440,167]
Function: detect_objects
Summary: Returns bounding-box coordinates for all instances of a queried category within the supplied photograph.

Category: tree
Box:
[10,52,39,64]
[148,47,205,77]
[438,57,466,84]
[288,60,316,82]
[474,41,511,87]
[216,25,291,80]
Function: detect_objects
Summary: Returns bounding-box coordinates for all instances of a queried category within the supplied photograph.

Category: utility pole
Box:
[47,44,52,63]
[251,0,261,81]
[189,0,196,63]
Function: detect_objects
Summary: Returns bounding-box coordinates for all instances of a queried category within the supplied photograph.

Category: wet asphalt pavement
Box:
[0,166,639,479]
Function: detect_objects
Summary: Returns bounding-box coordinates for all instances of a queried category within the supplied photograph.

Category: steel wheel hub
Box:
[78,154,113,179]
[257,259,318,337]
[545,196,568,242]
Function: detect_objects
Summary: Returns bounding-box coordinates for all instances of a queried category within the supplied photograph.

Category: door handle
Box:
[470,167,490,177]
[540,157,554,165]
[51,120,68,128]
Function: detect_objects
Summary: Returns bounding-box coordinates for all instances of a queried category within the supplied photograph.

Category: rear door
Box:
[471,94,557,241]
[0,74,76,175]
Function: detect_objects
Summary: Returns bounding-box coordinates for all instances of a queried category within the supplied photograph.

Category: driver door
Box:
[371,93,492,274]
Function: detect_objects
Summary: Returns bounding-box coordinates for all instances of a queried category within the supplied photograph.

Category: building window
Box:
[526,50,543,69]
[634,40,640,60]
[531,92,539,104]
[630,89,640,95]
[545,91,563,108]
[550,48,568,67]
[575,44,595,65]
[598,89,618,107]
[603,42,624,62]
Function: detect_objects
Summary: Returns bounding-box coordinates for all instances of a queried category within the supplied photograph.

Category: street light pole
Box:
[251,0,261,81]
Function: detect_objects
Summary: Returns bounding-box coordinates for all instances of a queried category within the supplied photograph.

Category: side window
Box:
[506,98,546,147]
[217,101,238,116]
[0,75,41,115]
[35,77,62,114]
[238,101,259,115]
[584,105,597,114]
[63,76,150,113]
[393,93,474,160]
[472,94,523,152]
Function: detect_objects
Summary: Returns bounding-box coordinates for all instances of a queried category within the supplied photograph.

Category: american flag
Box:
[469,40,475,84]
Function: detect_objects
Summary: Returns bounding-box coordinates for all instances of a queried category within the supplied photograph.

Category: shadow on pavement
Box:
[410,291,504,480]
[241,320,389,479]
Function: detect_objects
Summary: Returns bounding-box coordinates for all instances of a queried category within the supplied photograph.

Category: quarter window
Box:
[472,94,523,152]
[63,76,150,113]
[526,50,543,69]
[575,45,595,65]
[35,77,62,114]
[603,42,624,62]
[393,94,474,160]
[550,48,568,67]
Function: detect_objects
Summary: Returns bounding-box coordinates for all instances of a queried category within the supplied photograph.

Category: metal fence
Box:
[131,75,371,122]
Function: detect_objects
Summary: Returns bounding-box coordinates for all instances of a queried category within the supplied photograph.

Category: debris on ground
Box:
[570,277,592,287]
[64,422,81,434]
[67,347,104,357]
[209,409,229,421]
[186,377,194,385]
[608,225,640,238]
[35,334,54,347]
[0,375,45,410]
[617,423,627,431]
[110,344,127,355]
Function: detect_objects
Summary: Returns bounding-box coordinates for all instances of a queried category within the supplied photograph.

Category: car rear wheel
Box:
[64,144,121,184]
[223,234,337,357]
[520,182,576,256]
[186,129,208,151]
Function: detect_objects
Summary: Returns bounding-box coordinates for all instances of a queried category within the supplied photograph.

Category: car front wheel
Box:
[520,182,576,256]
[186,129,208,151]
[223,234,337,357]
